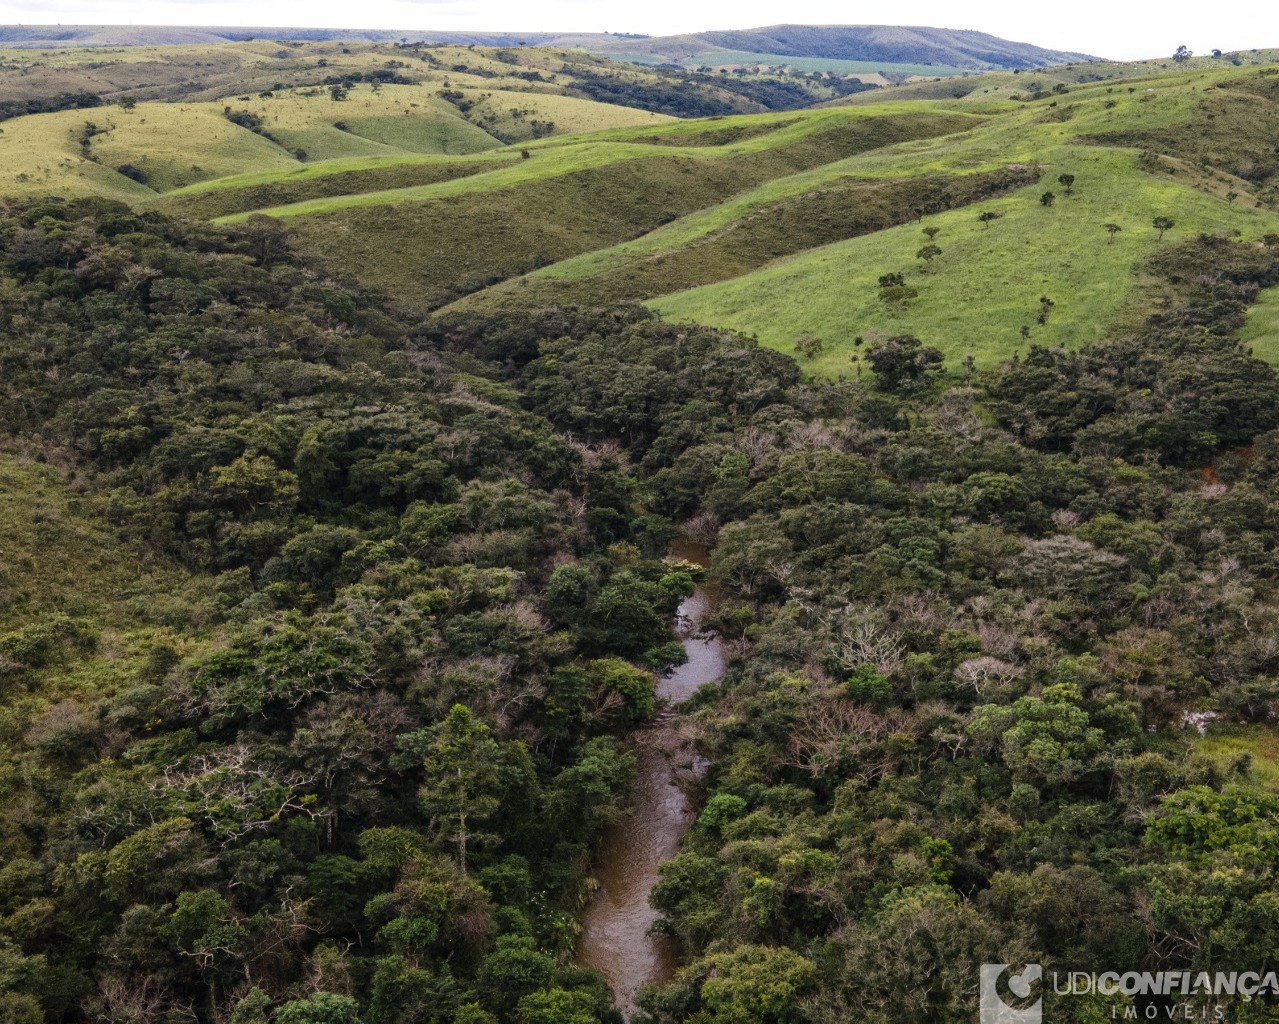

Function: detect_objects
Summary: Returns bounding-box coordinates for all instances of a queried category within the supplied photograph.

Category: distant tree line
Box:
[0,91,103,123]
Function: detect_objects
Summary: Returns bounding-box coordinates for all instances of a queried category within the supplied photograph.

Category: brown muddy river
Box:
[576,545,726,1018]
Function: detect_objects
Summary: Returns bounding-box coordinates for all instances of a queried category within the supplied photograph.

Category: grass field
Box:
[442,164,1032,314]
[632,72,1279,371]
[0,453,203,703]
[210,106,977,221]
[1242,283,1279,364]
[0,77,672,199]
[221,108,982,306]
[838,49,1279,106]
[1197,724,1279,791]
[5,44,1279,374]
[653,147,1277,371]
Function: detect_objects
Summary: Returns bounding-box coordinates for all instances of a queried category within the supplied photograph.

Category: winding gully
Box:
[575,542,727,1018]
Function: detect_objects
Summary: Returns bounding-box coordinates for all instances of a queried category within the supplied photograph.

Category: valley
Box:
[4,24,1279,1024]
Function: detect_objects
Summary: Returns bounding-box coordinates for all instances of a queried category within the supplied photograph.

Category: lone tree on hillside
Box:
[916,244,942,269]
[1057,173,1076,195]
[1153,216,1175,240]
[978,210,1004,229]
[877,272,918,310]
[1263,233,1279,250]
[1173,45,1193,62]
[922,225,941,242]
[1104,222,1123,244]
[1037,295,1056,325]
[793,333,823,359]
[865,334,945,394]
[1041,191,1056,207]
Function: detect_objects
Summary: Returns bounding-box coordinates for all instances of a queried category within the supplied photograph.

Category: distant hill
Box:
[0,23,1099,69]
[591,25,1101,70]
[0,25,566,47]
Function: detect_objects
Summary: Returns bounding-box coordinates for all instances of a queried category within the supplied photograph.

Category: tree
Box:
[1263,233,1279,250]
[1173,45,1193,62]
[877,272,918,310]
[1057,173,1075,195]
[682,945,817,1024]
[1153,216,1175,240]
[922,225,941,242]
[915,244,942,269]
[1212,48,1223,58]
[866,335,945,394]
[118,95,137,111]
[1104,222,1123,244]
[420,704,501,875]
[978,210,1004,229]
[1040,191,1055,207]
[1037,295,1055,325]
[276,994,362,1024]
[793,332,823,359]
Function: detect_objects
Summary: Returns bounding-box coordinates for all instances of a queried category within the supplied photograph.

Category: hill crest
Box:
[0,22,1100,68]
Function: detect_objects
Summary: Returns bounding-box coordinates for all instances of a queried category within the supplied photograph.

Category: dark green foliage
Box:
[5,191,1279,1024]
[563,65,849,118]
[0,199,671,1021]
[865,334,945,392]
[0,91,103,122]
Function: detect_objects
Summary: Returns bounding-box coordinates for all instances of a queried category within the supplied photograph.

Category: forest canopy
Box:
[3,195,1279,1024]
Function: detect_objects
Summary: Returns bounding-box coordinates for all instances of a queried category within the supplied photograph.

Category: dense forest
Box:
[4,192,1279,1024]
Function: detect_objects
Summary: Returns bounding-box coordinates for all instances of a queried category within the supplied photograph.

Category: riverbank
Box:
[575,546,725,1017]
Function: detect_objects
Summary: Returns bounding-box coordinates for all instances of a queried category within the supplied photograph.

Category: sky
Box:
[0,0,1275,61]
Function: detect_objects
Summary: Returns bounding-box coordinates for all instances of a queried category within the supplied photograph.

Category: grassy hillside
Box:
[216,107,979,307]
[838,47,1279,105]
[6,43,1279,373]
[441,164,1033,314]
[0,453,203,703]
[654,147,1274,371]
[0,23,1098,71]
[0,79,680,198]
[587,24,1097,70]
[630,65,1279,370]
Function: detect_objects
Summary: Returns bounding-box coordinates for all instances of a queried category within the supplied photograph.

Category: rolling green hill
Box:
[438,60,1279,369]
[206,106,981,307]
[589,24,1097,70]
[0,23,1098,71]
[10,32,1279,1024]
[646,71,1279,367]
[4,42,1279,372]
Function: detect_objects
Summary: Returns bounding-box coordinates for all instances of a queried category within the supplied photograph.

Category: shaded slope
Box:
[158,156,512,220]
[270,111,980,307]
[686,25,1097,69]
[444,165,1038,313]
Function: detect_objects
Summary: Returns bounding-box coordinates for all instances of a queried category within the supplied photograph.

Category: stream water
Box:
[576,543,726,1018]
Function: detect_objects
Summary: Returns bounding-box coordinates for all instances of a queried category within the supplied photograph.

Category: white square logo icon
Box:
[980,963,1042,1024]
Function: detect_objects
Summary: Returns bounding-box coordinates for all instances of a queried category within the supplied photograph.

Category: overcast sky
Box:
[1,0,1275,61]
